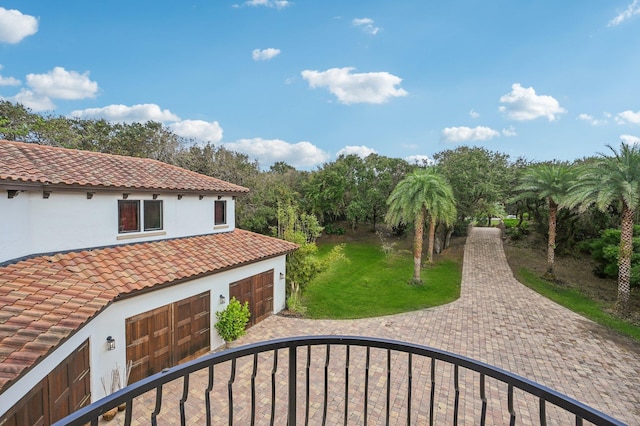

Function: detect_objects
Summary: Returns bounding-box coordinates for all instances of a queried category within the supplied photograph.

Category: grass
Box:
[303,242,461,319]
[515,268,640,342]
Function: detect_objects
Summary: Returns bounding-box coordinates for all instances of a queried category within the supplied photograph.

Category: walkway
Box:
[120,227,640,424]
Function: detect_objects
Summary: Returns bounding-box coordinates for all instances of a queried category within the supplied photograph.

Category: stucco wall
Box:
[0,190,236,263]
[0,255,287,416]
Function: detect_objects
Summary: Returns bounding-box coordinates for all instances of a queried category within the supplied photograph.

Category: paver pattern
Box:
[115,227,640,424]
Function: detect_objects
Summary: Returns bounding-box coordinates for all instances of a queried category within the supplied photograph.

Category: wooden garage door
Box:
[229,270,274,326]
[126,292,210,384]
[1,340,91,426]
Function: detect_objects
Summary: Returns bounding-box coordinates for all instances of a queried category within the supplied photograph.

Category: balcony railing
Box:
[53,336,624,426]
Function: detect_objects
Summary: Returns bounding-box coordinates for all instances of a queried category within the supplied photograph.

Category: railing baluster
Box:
[429,358,436,426]
[228,358,237,425]
[386,348,391,426]
[179,374,189,426]
[364,346,370,426]
[205,365,214,426]
[251,353,258,426]
[453,365,460,426]
[286,347,296,426]
[150,384,162,426]
[272,348,279,426]
[344,345,350,425]
[322,344,330,426]
[407,353,412,426]
[124,400,133,426]
[539,397,547,426]
[508,383,515,426]
[305,346,311,426]
[576,416,583,426]
[479,373,487,426]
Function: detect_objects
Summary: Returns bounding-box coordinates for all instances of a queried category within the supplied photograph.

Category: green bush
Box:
[214,297,251,342]
[585,226,640,287]
[504,221,529,240]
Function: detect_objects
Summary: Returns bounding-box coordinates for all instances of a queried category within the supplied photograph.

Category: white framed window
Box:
[118,200,140,233]
[214,200,227,225]
[144,200,163,231]
[118,199,163,233]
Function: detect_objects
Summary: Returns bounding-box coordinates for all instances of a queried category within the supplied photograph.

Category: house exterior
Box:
[0,140,298,425]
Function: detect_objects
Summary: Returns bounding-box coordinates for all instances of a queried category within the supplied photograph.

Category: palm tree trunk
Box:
[413,210,425,283]
[427,215,436,264]
[617,205,633,316]
[546,199,557,277]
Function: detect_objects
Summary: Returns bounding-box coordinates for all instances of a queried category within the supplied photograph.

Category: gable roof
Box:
[0,140,249,194]
[0,230,297,394]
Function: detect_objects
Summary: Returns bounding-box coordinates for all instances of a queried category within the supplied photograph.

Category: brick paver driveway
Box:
[119,227,639,425]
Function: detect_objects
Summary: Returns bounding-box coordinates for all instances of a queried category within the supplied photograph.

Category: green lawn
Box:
[515,268,640,342]
[303,243,461,319]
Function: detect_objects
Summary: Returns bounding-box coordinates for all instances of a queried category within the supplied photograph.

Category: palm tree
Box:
[566,143,640,316]
[385,168,456,284]
[513,162,577,278]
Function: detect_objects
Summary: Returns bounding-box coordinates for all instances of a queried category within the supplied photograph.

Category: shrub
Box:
[214,297,251,342]
[585,226,640,287]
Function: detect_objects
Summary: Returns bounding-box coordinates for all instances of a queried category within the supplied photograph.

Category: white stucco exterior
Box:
[0,190,236,264]
[0,255,287,415]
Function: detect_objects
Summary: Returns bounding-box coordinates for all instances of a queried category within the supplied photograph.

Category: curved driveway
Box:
[237,227,640,424]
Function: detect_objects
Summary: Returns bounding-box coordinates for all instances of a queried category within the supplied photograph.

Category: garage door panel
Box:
[2,340,91,426]
[127,291,210,383]
[229,270,274,327]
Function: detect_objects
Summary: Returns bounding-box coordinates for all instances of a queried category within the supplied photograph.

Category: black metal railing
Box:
[53,336,625,426]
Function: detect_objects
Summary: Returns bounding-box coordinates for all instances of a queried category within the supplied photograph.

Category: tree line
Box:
[1,100,636,316]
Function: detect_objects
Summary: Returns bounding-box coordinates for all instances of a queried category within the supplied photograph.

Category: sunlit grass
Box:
[303,243,461,319]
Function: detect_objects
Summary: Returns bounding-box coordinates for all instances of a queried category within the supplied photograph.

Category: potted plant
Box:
[215,297,251,347]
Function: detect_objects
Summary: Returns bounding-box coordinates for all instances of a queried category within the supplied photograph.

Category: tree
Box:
[434,147,512,231]
[566,143,640,316]
[385,168,456,284]
[512,162,577,277]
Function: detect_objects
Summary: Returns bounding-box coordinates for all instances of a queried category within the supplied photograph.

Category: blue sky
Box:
[1,1,639,169]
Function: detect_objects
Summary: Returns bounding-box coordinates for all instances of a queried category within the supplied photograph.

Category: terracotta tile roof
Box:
[0,140,249,194]
[0,230,297,394]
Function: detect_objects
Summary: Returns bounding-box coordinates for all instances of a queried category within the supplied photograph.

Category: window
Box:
[119,200,140,233]
[118,199,163,233]
[144,200,163,231]
[214,200,227,225]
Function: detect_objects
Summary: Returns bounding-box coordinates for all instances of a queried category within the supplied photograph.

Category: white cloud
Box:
[0,7,38,44]
[609,0,640,26]
[26,67,98,100]
[244,0,291,9]
[441,126,500,143]
[336,145,377,158]
[0,65,20,86]
[352,17,380,35]
[499,83,566,121]
[469,109,480,118]
[615,110,640,125]
[405,155,434,166]
[9,89,55,112]
[578,113,607,126]
[170,119,223,143]
[621,134,640,144]
[502,126,517,137]
[301,67,408,104]
[252,48,281,61]
[70,103,179,123]
[224,138,329,169]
